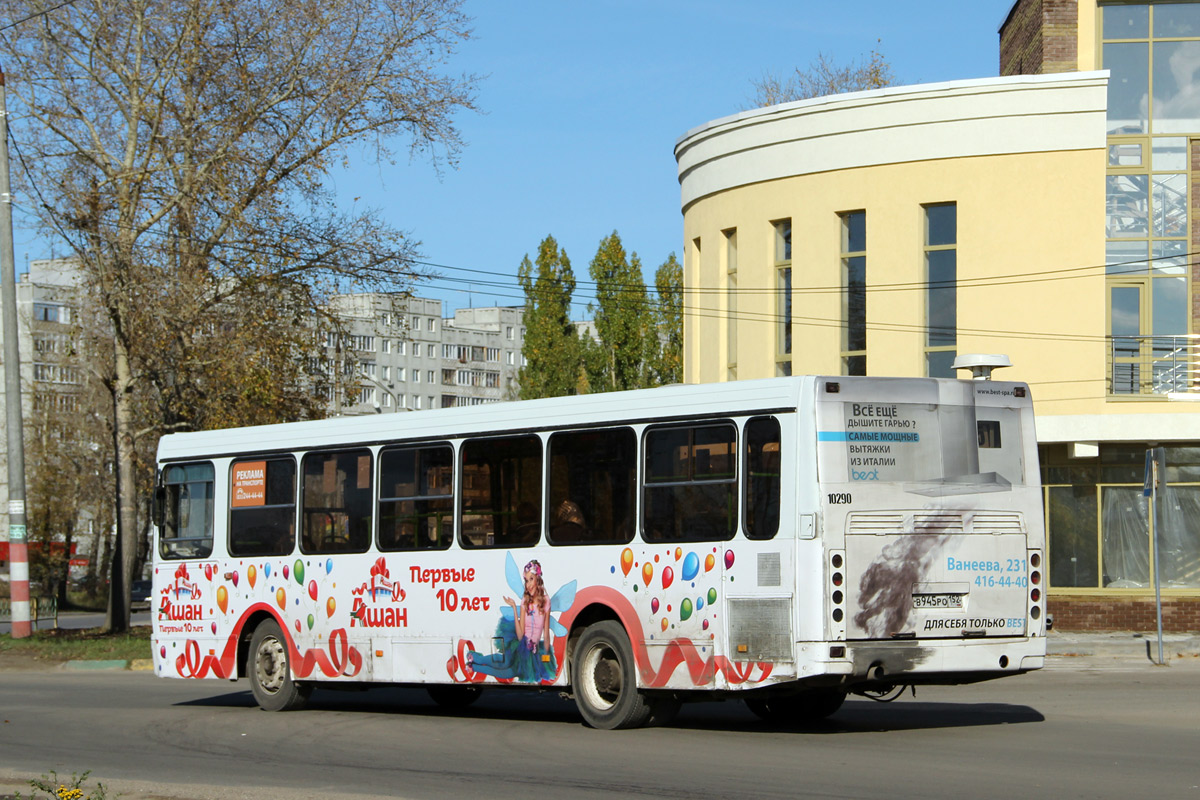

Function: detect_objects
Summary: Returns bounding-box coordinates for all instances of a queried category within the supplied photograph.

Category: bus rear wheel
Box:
[745,688,846,723]
[572,621,658,730]
[249,619,312,711]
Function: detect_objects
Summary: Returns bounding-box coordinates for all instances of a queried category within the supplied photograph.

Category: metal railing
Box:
[0,596,58,629]
[1109,334,1200,396]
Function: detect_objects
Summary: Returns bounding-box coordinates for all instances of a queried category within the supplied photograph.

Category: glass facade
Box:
[1041,443,1200,590]
[1102,3,1193,395]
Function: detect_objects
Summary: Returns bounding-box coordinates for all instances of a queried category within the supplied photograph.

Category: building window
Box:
[397,341,406,356]
[427,370,435,384]
[397,367,406,382]
[427,317,436,332]
[840,211,867,376]
[506,326,514,340]
[427,344,435,358]
[1101,6,1193,395]
[724,228,737,380]
[773,219,792,376]
[381,339,391,354]
[923,203,957,378]
[381,365,390,381]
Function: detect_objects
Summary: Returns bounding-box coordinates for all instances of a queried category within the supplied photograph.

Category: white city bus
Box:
[151,375,1046,729]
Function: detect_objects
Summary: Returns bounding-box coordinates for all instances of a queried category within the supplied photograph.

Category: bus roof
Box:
[154,375,1030,462]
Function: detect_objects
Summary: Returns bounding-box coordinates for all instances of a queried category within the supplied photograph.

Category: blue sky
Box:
[17,1,1019,316]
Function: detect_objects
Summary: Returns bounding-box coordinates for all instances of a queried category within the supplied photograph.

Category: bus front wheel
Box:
[572,621,654,729]
[249,619,312,711]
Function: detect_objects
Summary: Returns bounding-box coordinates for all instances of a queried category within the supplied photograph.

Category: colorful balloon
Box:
[704,553,715,573]
[295,619,301,633]
[229,571,239,588]
[308,579,318,601]
[248,564,257,589]
[307,613,315,630]
[660,617,668,632]
[642,561,654,586]
[661,565,674,590]
[294,559,305,585]
[326,597,336,617]
[682,551,700,581]
[724,550,735,569]
[620,548,634,577]
[216,585,228,613]
[702,619,710,631]
[325,558,333,575]
[160,645,166,658]
[276,587,287,610]
[651,597,660,614]
[680,597,693,621]
[675,547,682,561]
[697,596,704,610]
[282,564,289,580]
[204,564,214,581]
[211,621,217,635]
[263,563,271,579]
[707,588,718,605]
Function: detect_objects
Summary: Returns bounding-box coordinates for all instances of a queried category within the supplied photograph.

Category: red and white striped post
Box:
[0,68,32,638]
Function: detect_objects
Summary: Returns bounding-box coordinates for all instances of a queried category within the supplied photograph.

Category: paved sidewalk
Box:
[1046,629,1200,663]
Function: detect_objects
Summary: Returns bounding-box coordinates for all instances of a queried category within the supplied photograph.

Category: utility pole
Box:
[0,68,32,638]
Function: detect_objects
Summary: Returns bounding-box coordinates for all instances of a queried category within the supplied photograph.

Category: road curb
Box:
[63,659,130,671]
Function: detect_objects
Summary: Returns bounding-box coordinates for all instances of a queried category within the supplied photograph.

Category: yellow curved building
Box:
[676,0,1200,630]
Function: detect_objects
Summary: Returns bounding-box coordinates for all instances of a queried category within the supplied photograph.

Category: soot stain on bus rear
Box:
[853,533,950,638]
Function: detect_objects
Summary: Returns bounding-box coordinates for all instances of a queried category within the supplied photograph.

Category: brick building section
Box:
[1000,0,1079,76]
[1049,597,1200,632]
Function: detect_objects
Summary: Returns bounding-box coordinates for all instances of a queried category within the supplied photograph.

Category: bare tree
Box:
[1,0,478,631]
[749,43,897,108]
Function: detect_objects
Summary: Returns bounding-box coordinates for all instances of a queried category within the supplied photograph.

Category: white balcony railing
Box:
[1109,334,1200,396]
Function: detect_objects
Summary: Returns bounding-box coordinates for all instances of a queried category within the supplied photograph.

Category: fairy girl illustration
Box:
[467,554,575,683]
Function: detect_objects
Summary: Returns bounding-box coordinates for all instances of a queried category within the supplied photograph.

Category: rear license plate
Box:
[912,593,964,609]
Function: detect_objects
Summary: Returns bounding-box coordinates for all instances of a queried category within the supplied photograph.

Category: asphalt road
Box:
[1,658,1197,800]
[0,610,151,635]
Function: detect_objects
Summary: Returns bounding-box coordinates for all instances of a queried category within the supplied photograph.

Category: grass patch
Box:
[0,626,152,663]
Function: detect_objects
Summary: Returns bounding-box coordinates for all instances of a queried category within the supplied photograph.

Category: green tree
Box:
[586,232,654,392]
[749,43,896,107]
[652,253,683,385]
[518,236,580,399]
[3,0,477,631]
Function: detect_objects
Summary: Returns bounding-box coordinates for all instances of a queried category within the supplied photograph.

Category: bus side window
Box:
[160,462,215,559]
[643,423,737,543]
[547,428,636,545]
[744,417,781,540]
[229,458,297,557]
[301,450,373,555]
[459,435,542,549]
[378,444,454,551]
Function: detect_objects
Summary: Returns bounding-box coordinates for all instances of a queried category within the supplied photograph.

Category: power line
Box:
[0,0,80,32]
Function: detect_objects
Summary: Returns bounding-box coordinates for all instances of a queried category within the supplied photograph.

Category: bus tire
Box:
[572,621,651,730]
[745,688,846,723]
[249,619,311,711]
[427,684,482,710]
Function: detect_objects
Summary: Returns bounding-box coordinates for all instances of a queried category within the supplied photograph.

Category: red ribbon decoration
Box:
[295,628,363,678]
[175,639,228,679]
